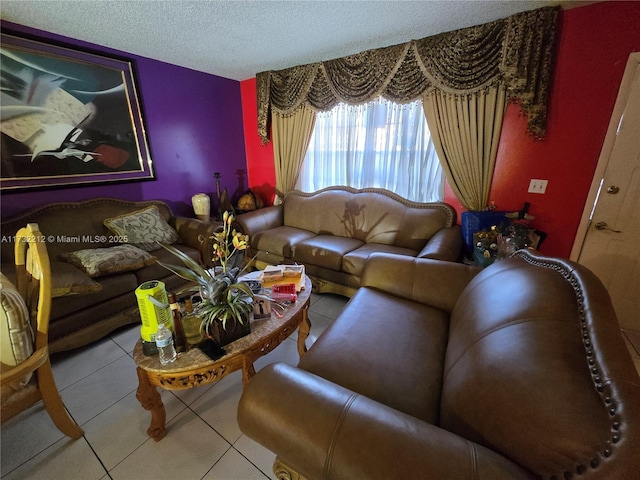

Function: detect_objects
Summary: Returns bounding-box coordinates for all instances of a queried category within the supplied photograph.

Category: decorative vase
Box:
[207,314,251,347]
[191,193,211,222]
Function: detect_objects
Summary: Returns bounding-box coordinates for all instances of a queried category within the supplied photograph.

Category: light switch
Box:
[528,179,548,194]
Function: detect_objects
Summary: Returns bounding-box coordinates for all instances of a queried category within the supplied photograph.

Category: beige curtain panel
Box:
[423,85,507,210]
[256,6,560,143]
[271,105,316,203]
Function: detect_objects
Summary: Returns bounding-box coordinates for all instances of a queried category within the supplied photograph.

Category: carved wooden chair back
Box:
[0,223,83,438]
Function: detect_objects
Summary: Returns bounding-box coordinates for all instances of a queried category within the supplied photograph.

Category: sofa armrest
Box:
[239,363,535,480]
[232,205,283,237]
[171,216,219,267]
[361,253,480,313]
[418,224,463,261]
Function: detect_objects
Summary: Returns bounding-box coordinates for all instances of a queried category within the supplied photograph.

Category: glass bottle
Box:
[168,293,187,353]
[182,296,203,347]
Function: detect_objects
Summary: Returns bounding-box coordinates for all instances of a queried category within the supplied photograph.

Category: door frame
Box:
[570,52,640,261]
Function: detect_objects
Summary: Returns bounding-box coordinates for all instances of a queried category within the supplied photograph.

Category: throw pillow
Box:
[104,205,179,251]
[60,245,156,278]
[0,273,34,390]
[51,261,103,297]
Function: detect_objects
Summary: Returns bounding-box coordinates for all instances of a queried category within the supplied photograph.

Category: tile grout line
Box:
[1,295,347,479]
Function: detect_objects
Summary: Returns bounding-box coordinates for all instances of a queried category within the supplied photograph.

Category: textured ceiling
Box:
[1,0,586,81]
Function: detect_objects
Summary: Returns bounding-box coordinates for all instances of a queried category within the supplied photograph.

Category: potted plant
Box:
[158,211,255,346]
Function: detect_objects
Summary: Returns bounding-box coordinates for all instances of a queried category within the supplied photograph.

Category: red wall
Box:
[240,1,640,258]
[488,1,640,257]
[240,78,276,205]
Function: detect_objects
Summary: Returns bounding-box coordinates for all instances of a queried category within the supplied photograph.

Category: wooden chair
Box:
[0,223,83,438]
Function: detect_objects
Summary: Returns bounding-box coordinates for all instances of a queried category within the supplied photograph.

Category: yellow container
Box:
[136,281,172,343]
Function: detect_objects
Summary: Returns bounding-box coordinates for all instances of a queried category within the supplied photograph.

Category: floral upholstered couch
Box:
[0,198,217,353]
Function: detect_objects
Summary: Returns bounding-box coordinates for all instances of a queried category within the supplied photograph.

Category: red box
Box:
[271,283,297,302]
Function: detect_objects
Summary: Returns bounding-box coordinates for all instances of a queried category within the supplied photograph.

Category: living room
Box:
[1,1,639,479]
[1,1,639,259]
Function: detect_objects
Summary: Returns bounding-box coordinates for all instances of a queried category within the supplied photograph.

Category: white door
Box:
[572,53,640,332]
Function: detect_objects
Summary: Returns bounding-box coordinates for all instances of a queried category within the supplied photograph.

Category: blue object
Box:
[461,211,509,253]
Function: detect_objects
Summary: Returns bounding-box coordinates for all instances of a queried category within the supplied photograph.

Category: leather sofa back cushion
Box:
[283,190,453,251]
[441,256,615,476]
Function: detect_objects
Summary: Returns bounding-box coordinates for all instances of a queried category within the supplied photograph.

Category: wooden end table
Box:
[133,276,312,441]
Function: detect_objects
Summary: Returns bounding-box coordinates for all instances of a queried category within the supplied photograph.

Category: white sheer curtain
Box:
[296,99,444,203]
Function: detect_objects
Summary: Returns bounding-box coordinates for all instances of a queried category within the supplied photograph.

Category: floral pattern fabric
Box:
[60,245,156,277]
[257,6,560,142]
[104,205,179,251]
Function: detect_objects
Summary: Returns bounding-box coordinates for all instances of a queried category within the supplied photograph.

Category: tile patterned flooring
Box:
[2,292,639,480]
[1,293,349,480]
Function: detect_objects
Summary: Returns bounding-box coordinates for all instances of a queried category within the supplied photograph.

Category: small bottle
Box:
[182,297,203,346]
[156,323,177,365]
[168,293,187,353]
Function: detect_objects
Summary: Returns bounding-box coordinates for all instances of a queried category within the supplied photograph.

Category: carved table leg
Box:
[242,357,257,386]
[274,457,308,480]
[135,367,166,441]
[297,304,311,357]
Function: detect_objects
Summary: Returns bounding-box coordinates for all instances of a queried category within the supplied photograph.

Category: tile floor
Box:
[1,292,349,480]
[2,294,639,480]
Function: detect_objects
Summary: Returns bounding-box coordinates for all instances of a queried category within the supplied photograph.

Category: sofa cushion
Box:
[50,271,140,322]
[49,261,102,297]
[396,208,452,251]
[60,245,156,277]
[342,243,418,276]
[299,287,449,424]
[292,235,364,272]
[251,226,316,259]
[283,189,355,236]
[3,262,104,299]
[0,273,34,390]
[104,205,179,251]
[303,263,362,291]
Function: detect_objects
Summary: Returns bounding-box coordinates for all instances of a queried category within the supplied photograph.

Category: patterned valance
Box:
[257,6,560,142]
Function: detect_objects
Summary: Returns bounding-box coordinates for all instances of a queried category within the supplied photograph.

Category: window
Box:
[296,98,444,202]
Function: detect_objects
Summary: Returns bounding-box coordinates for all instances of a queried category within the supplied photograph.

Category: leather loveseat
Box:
[234,187,462,296]
[0,198,217,353]
[238,250,640,479]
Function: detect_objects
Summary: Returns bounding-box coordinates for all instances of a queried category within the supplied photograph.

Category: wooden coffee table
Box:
[133,276,312,441]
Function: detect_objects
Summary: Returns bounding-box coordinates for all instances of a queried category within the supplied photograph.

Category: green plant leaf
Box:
[157,261,208,286]
[157,242,213,281]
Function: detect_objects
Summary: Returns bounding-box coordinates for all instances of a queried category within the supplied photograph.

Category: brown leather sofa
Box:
[1,198,216,353]
[234,187,462,296]
[238,250,640,479]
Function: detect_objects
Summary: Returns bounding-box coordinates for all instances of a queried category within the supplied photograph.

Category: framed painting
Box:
[1,31,154,191]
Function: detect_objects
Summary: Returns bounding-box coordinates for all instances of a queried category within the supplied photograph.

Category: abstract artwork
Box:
[1,31,154,191]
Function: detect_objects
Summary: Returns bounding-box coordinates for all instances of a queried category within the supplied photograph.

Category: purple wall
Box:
[1,21,247,219]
